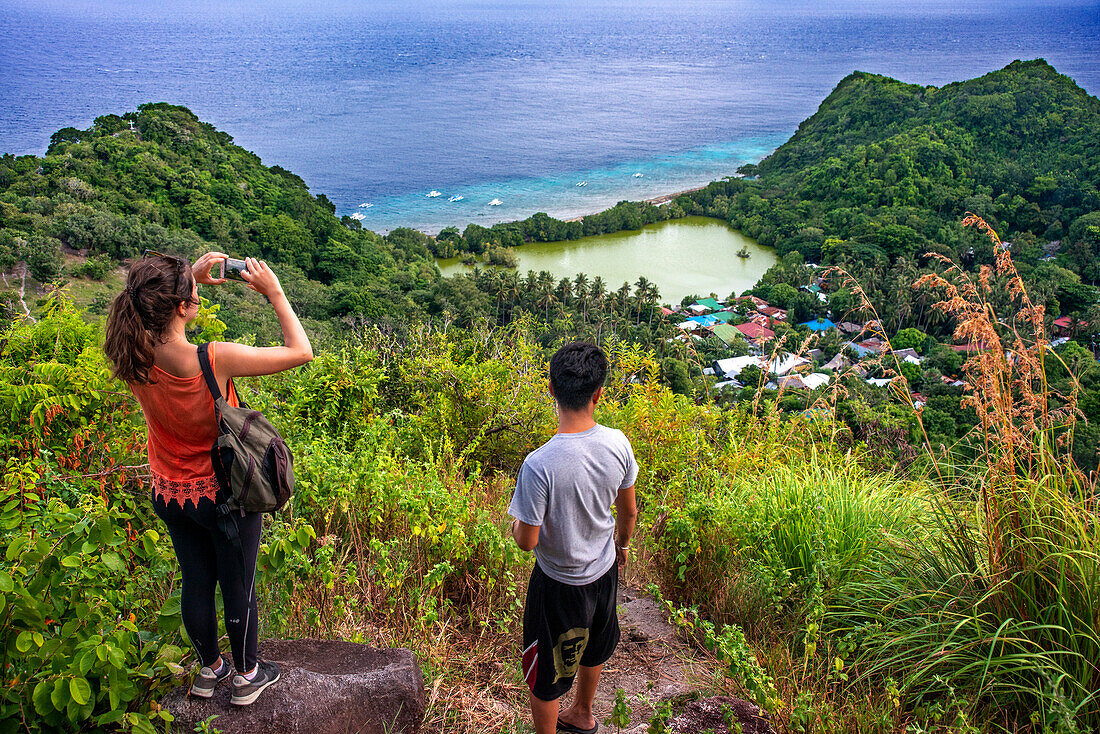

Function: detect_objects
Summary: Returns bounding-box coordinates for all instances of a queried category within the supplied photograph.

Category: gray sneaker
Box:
[189,658,232,698]
[230,660,281,706]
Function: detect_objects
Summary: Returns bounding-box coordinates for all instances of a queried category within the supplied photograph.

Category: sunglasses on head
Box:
[142,249,188,298]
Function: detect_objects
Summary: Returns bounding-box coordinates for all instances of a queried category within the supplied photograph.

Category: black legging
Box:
[153,493,262,673]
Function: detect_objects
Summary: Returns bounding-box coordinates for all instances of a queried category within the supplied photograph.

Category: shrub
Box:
[0,481,182,733]
[67,254,114,280]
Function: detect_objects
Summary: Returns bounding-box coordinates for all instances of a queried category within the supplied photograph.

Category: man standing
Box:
[509,342,639,734]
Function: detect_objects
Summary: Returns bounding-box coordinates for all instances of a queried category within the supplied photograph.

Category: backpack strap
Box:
[196,342,223,402]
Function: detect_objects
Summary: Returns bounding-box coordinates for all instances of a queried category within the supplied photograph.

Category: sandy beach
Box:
[562,184,713,222]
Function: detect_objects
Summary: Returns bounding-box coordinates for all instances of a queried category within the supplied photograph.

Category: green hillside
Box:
[737,59,1100,265]
[0,103,445,338]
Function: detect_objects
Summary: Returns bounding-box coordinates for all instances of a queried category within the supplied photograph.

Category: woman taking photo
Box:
[104,250,312,706]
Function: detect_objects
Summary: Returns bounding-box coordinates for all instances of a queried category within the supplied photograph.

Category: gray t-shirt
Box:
[508,424,638,585]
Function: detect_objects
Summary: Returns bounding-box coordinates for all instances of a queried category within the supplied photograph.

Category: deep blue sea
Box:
[1,0,1098,233]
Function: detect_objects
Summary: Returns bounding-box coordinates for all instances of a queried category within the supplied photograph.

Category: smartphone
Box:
[220,258,249,281]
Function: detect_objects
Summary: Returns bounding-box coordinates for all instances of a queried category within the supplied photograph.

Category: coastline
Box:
[562,184,712,223]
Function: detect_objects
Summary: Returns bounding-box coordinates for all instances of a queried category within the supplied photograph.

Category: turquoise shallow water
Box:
[438,216,777,305]
[353,136,786,233]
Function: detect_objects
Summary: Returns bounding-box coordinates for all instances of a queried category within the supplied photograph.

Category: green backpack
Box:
[196,343,294,517]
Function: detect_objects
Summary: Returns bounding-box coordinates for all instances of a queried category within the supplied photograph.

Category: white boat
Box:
[358,202,373,208]
[488,198,503,206]
[632,172,643,178]
[427,190,442,198]
[575,181,588,187]
[350,212,365,221]
[448,195,464,202]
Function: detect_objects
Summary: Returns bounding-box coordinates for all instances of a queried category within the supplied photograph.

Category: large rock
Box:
[665,696,772,734]
[163,639,425,734]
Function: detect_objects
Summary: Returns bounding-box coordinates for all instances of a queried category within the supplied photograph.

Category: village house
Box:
[891,348,922,364]
[712,323,742,347]
[836,321,864,336]
[1053,316,1087,337]
[734,321,775,344]
[800,317,836,332]
[712,353,811,381]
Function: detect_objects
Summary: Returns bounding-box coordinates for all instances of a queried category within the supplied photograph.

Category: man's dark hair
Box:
[550,342,608,411]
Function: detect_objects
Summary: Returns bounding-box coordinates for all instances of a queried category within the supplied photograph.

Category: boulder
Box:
[163,639,425,734]
[665,696,772,734]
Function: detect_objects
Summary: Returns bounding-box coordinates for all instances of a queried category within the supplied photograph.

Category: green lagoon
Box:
[437,216,776,305]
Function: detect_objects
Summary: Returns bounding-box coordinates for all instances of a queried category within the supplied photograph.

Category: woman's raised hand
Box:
[240,257,284,299]
[192,251,229,285]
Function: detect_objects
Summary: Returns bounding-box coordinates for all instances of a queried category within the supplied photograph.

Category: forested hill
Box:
[732,59,1100,265]
[3,62,1099,340]
[0,103,445,336]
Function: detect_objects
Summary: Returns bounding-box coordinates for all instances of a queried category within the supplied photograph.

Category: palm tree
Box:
[556,277,572,309]
[502,270,521,320]
[540,290,558,322]
[615,282,632,318]
[590,277,607,315]
[574,273,589,322]
[634,276,653,325]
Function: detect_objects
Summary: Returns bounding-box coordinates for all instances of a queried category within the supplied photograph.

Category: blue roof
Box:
[845,342,876,358]
[687,314,719,326]
[800,318,836,332]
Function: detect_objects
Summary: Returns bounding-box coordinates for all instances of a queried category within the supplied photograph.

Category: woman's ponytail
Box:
[104,256,196,385]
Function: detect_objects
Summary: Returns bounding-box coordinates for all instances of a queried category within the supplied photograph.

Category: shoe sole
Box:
[230,669,281,706]
[190,673,231,698]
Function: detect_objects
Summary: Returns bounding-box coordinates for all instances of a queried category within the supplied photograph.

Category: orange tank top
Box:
[130,341,239,509]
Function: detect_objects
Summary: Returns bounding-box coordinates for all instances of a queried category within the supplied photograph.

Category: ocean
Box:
[1,0,1098,234]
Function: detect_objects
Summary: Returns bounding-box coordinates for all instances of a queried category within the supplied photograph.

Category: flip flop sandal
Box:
[556,718,598,734]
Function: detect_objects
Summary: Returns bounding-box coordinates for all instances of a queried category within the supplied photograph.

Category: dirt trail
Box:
[559,585,717,733]
[1,268,35,322]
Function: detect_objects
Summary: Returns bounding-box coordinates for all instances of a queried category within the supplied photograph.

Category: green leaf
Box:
[32,680,54,716]
[15,630,33,653]
[159,594,181,617]
[6,536,27,561]
[100,552,124,572]
[107,646,126,669]
[127,713,158,734]
[50,677,68,711]
[0,570,13,593]
[96,709,125,726]
[69,677,91,706]
[60,554,81,568]
[296,526,313,547]
[141,530,159,554]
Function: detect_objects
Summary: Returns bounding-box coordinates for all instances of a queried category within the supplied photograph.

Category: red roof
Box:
[950,342,988,352]
[734,322,775,340]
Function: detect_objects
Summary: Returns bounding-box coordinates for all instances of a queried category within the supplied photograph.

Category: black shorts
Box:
[521,561,620,702]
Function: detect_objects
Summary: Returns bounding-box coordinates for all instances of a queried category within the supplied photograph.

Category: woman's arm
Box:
[216,257,314,379]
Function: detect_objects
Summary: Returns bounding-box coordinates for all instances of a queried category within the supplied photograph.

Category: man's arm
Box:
[511,518,540,552]
[614,484,637,565]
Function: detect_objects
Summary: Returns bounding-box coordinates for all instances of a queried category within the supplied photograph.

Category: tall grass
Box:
[825,216,1100,730]
[651,459,922,638]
